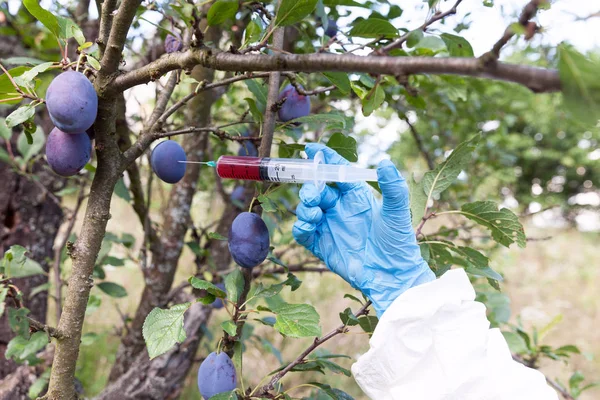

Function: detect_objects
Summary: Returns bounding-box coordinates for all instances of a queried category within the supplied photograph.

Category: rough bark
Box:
[106,25,222,383]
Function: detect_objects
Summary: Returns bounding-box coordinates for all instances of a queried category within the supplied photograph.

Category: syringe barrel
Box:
[215,155,378,185]
[216,156,314,183]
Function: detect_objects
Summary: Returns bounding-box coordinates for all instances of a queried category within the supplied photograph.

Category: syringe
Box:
[180,151,377,192]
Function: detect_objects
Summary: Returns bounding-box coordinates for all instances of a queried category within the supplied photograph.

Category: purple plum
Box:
[228,212,270,269]
[277,84,310,122]
[197,352,237,399]
[46,127,91,176]
[46,71,98,134]
[150,140,187,184]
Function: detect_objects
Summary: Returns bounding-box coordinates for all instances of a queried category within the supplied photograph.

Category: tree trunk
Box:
[107,25,223,383]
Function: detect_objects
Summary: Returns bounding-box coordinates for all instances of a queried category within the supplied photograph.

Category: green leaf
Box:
[349,18,398,39]
[97,282,127,298]
[29,282,51,299]
[102,256,125,267]
[12,62,53,89]
[502,331,528,354]
[208,232,228,241]
[7,258,46,279]
[142,302,191,359]
[362,84,385,116]
[357,315,378,335]
[0,66,30,97]
[326,132,357,162]
[422,135,480,204]
[6,331,47,363]
[0,118,11,140]
[408,175,427,228]
[8,308,30,336]
[245,80,268,113]
[257,194,278,212]
[281,113,346,128]
[225,270,245,303]
[309,382,355,399]
[189,277,227,298]
[221,320,238,336]
[87,55,101,70]
[339,307,359,326]
[245,98,263,124]
[275,0,318,27]
[243,17,263,47]
[322,72,351,95]
[316,359,351,376]
[0,57,46,66]
[440,33,474,57]
[114,178,131,202]
[28,369,50,399]
[558,44,600,126]
[406,30,424,47]
[343,293,363,304]
[252,282,284,298]
[23,0,85,44]
[86,294,101,315]
[0,287,9,318]
[207,0,239,26]
[538,314,563,341]
[459,201,526,248]
[6,104,35,129]
[555,344,580,355]
[272,303,321,338]
[414,36,447,55]
[81,332,99,346]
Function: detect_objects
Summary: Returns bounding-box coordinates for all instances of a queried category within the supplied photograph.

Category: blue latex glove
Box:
[293,144,435,317]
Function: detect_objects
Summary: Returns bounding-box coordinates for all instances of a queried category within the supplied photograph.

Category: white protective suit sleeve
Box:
[351,269,559,400]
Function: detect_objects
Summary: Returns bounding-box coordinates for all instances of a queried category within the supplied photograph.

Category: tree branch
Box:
[379,0,463,53]
[145,71,180,130]
[402,116,435,170]
[100,0,142,75]
[98,0,117,56]
[27,317,64,339]
[488,0,546,59]
[112,50,561,95]
[52,181,86,323]
[512,354,574,399]
[259,28,285,157]
[157,72,272,125]
[255,301,372,396]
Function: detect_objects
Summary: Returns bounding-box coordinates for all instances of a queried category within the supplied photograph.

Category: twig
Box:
[27,316,65,339]
[379,0,463,54]
[512,354,574,399]
[157,72,272,125]
[97,0,118,56]
[52,182,86,322]
[146,71,180,131]
[254,301,372,396]
[155,123,260,141]
[415,212,436,238]
[402,116,435,170]
[487,0,546,59]
[281,72,336,96]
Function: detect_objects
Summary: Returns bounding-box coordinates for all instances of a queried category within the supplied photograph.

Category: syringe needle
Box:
[178,160,217,167]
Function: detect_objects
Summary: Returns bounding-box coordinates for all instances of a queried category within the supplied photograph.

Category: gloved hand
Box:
[293,144,435,316]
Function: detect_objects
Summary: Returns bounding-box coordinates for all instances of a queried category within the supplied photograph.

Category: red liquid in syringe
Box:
[215,156,315,183]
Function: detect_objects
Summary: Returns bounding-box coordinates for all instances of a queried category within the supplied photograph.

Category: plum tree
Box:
[45,127,92,176]
[213,282,226,309]
[228,212,270,269]
[150,140,187,183]
[277,84,311,122]
[45,71,98,134]
[325,19,338,37]
[197,351,237,399]
[164,33,183,53]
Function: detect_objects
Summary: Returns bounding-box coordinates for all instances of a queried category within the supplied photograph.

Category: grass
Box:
[70,195,599,399]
